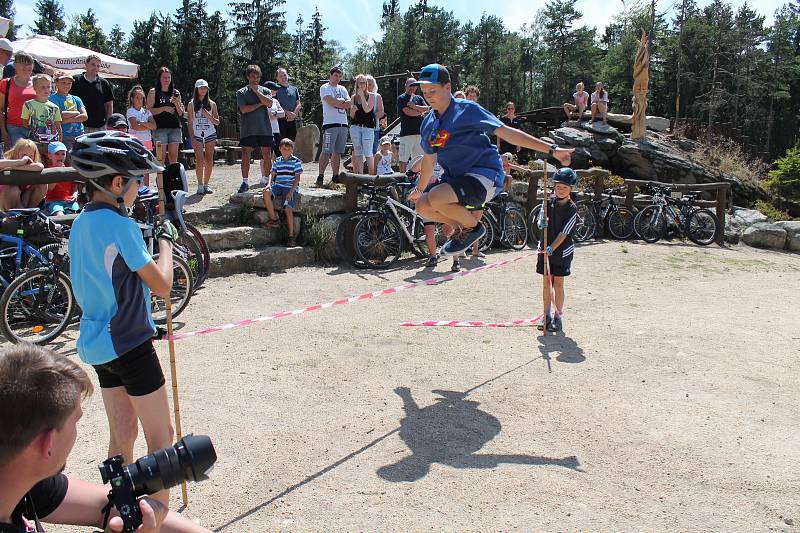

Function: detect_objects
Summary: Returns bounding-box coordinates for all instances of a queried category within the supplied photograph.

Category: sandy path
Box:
[31,240,800,531]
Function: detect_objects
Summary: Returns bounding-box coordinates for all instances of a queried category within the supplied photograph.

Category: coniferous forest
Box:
[11,0,800,162]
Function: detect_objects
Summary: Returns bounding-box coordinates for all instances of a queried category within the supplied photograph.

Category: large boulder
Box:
[294,124,320,163]
[774,220,800,236]
[732,208,768,226]
[550,127,623,168]
[741,223,787,250]
[230,187,346,215]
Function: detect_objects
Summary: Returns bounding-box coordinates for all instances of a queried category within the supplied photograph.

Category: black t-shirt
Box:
[538,196,578,265]
[152,88,180,129]
[498,115,521,154]
[1,474,68,533]
[351,100,376,128]
[70,73,114,128]
[397,93,425,137]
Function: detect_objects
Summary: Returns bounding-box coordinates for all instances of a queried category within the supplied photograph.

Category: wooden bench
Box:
[179,148,226,168]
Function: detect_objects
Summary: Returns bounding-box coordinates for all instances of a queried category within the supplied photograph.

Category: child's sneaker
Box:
[196,186,205,195]
[441,224,486,257]
[551,314,563,332]
[204,185,214,194]
[315,175,324,188]
[237,181,248,194]
[537,315,548,331]
[425,255,437,268]
[546,315,559,332]
[451,258,460,272]
[287,236,296,247]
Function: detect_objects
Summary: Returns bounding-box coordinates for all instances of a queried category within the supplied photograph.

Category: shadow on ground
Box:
[377,387,582,482]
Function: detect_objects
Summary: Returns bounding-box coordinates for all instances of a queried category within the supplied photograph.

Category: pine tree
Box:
[381,0,400,30]
[174,0,209,96]
[228,0,289,80]
[65,9,110,53]
[108,24,126,57]
[31,0,65,38]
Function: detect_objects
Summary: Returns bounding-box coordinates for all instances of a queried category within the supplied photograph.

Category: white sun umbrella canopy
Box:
[11,34,139,79]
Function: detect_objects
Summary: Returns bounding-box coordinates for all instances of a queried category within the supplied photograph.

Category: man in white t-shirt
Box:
[317,66,351,187]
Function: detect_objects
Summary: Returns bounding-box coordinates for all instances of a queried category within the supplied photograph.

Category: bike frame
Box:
[383,196,424,244]
[0,234,48,288]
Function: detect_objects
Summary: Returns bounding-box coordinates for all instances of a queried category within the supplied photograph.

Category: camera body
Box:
[99,455,143,532]
[99,434,216,532]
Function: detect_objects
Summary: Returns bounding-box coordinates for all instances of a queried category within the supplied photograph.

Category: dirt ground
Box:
[32,232,800,531]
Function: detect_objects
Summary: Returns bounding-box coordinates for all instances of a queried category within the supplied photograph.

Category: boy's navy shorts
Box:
[537,254,572,277]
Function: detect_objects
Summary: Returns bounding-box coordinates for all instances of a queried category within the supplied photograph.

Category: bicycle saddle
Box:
[165,190,188,233]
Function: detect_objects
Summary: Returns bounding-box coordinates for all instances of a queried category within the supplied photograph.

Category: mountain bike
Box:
[480,192,528,250]
[633,186,719,245]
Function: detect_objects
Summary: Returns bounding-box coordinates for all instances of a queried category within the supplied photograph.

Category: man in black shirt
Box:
[0,344,210,533]
[69,55,114,131]
[396,77,429,172]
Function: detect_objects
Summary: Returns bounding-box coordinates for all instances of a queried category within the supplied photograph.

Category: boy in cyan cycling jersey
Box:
[68,131,180,507]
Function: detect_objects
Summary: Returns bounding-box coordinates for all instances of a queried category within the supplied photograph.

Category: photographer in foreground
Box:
[0,343,210,532]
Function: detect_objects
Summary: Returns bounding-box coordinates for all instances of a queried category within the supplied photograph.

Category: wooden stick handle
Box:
[155,143,189,507]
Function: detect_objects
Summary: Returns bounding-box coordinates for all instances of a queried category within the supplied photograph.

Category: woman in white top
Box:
[591,82,609,124]
[126,84,157,186]
[366,75,386,174]
[262,81,285,182]
[187,79,220,195]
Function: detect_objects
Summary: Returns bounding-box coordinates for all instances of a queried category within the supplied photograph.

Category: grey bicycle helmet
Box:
[70,131,164,179]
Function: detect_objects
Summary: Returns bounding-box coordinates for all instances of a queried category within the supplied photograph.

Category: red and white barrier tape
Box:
[166,251,539,341]
[401,316,545,328]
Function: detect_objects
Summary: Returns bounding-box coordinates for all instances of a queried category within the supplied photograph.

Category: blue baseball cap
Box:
[48,141,67,154]
[412,64,451,86]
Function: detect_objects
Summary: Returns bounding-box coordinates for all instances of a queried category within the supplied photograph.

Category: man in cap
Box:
[396,77,429,173]
[408,64,573,257]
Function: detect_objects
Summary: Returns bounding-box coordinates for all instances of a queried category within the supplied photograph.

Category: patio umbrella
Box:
[11,34,138,79]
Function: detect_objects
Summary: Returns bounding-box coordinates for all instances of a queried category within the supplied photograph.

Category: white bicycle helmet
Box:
[70,131,164,179]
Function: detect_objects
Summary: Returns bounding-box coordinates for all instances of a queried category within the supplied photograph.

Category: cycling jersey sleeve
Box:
[117,219,152,272]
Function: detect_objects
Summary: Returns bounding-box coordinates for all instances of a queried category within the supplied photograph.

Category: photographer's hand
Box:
[107,497,166,533]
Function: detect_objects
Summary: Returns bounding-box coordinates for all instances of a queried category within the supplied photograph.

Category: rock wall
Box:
[547,122,766,206]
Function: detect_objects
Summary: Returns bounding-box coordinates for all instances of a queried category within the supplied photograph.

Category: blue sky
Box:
[13,0,789,52]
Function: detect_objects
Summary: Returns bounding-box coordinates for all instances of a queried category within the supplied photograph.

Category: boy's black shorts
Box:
[536,254,572,277]
[93,339,165,396]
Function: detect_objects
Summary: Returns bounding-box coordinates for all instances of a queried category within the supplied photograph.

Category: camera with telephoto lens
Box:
[99,434,217,532]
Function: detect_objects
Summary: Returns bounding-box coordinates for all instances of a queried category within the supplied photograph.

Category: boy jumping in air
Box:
[408,64,572,256]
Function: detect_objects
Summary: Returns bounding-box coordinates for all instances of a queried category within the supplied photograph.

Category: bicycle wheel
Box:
[353,212,405,269]
[685,208,719,246]
[176,234,205,290]
[527,205,542,249]
[606,207,635,240]
[473,212,494,252]
[335,212,369,268]
[0,267,74,345]
[151,254,193,323]
[500,207,528,250]
[410,220,445,258]
[634,205,666,243]
[183,223,210,287]
[574,201,596,242]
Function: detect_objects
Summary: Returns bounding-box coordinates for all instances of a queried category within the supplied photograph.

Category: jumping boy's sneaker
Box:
[440,224,486,257]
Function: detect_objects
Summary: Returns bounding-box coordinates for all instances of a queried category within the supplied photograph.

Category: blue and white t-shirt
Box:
[271,154,303,189]
[419,97,505,188]
[68,203,155,364]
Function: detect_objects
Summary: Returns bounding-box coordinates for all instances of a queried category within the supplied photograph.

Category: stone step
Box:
[200,220,303,252]
[184,203,244,227]
[230,187,346,216]
[209,246,315,278]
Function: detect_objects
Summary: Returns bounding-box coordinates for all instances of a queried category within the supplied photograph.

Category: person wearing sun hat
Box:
[408,63,574,257]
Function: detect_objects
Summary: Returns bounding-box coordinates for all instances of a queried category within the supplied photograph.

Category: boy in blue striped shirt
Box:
[262,138,303,246]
